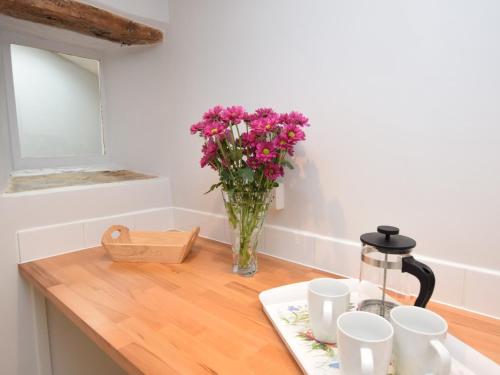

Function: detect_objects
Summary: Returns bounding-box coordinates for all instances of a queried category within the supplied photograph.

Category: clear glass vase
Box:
[222,190,272,276]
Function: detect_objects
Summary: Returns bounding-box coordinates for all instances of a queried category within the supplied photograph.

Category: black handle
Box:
[402,256,435,308]
[377,225,399,240]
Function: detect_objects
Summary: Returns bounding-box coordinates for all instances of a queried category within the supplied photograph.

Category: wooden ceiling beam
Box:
[0,0,163,46]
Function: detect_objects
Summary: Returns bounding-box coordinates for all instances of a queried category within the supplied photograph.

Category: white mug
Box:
[390,306,451,375]
[307,278,350,343]
[337,311,394,375]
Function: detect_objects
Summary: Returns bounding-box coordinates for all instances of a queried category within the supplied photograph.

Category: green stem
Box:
[216,138,238,184]
[227,192,270,271]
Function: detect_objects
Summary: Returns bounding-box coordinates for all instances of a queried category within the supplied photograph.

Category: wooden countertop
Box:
[19,238,500,374]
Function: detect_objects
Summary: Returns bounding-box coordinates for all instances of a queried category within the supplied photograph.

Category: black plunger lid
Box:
[360,225,416,254]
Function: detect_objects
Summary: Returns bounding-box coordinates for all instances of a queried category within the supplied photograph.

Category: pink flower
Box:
[221,106,247,124]
[255,107,278,119]
[245,107,278,122]
[280,111,309,127]
[241,131,259,147]
[203,105,224,122]
[282,124,305,144]
[190,105,310,188]
[277,135,294,154]
[256,141,278,162]
[200,139,218,168]
[263,163,284,181]
[250,114,280,133]
[190,121,205,135]
[203,121,226,137]
[246,157,261,170]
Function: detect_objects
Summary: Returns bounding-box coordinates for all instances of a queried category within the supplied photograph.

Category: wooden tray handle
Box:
[101,225,132,245]
[180,226,200,262]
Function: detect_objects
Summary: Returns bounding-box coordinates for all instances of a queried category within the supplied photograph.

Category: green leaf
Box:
[230,148,243,161]
[220,169,231,183]
[204,182,222,194]
[237,167,254,183]
[281,159,294,169]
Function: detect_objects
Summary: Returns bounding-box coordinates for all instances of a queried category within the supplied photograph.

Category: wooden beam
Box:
[0,0,163,45]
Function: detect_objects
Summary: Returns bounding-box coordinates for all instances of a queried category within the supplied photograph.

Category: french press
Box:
[358,225,435,318]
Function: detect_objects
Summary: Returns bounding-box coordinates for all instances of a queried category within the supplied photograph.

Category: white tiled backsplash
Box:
[18,222,86,262]
[83,214,136,248]
[18,208,174,262]
[172,208,500,320]
[17,206,500,319]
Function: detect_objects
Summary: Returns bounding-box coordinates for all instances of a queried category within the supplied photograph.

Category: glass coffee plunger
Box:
[358,225,435,318]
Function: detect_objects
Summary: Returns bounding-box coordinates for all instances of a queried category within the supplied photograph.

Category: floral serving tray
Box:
[259,279,498,375]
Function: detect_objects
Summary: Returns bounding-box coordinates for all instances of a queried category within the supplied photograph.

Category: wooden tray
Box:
[101,225,199,263]
[259,280,498,375]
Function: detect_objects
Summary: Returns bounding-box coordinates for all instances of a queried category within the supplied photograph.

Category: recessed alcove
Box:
[4,169,155,193]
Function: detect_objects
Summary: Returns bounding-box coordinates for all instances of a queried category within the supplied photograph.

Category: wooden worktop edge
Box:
[19,263,142,375]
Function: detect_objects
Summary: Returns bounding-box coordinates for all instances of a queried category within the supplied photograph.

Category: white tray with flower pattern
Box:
[259,279,498,375]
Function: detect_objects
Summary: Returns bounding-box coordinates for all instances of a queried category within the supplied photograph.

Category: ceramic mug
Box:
[307,278,350,343]
[337,311,394,375]
[390,306,451,375]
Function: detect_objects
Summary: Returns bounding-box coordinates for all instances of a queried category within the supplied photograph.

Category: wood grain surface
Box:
[19,237,500,374]
[0,0,163,45]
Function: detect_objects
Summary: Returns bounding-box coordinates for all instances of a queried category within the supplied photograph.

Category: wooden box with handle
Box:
[101,225,200,263]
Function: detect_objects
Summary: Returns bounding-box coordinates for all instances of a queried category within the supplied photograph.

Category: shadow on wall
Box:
[267,143,348,239]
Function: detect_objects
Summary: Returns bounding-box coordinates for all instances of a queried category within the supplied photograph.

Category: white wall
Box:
[101,45,170,177]
[165,0,500,271]
[11,44,102,158]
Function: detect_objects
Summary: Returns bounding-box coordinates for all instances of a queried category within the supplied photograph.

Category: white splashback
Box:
[172,207,500,320]
[17,207,174,263]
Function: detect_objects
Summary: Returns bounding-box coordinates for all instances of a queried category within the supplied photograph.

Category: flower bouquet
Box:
[190,105,309,276]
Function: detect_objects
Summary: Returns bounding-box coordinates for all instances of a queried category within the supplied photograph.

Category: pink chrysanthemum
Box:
[203,105,224,122]
[282,124,305,144]
[280,111,309,127]
[254,107,278,119]
[250,114,280,134]
[203,122,227,137]
[241,131,259,147]
[277,135,294,154]
[190,106,309,190]
[200,139,218,168]
[190,121,205,135]
[246,107,278,122]
[263,163,284,181]
[246,157,261,170]
[255,141,278,162]
[221,106,247,124]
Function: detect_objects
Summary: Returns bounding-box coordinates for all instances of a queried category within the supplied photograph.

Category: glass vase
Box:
[222,190,272,276]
